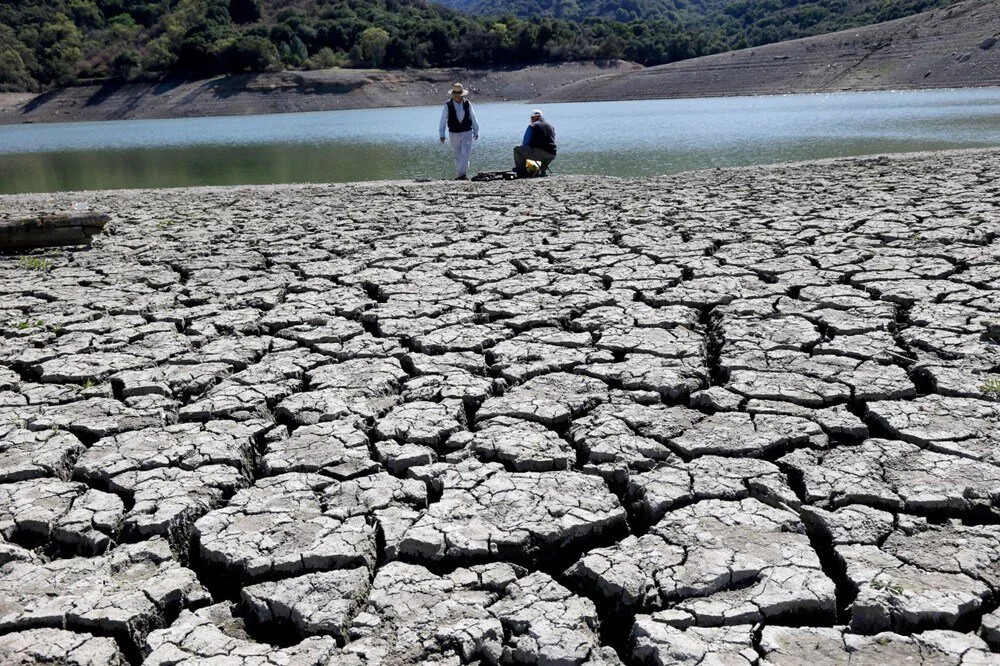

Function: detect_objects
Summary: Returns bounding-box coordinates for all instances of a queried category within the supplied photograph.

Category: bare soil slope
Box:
[543,0,1000,103]
[0,62,638,125]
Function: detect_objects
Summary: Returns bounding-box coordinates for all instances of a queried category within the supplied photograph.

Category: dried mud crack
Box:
[1,148,1000,664]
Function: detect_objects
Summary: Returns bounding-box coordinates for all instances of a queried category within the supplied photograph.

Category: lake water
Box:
[2,87,1000,194]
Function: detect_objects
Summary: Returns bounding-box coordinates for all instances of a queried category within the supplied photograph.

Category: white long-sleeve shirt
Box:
[439,99,480,139]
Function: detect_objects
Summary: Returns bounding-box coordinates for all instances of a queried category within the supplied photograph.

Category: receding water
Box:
[2,87,999,193]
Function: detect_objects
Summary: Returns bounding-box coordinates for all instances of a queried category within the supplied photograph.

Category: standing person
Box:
[513,109,557,178]
[439,83,479,180]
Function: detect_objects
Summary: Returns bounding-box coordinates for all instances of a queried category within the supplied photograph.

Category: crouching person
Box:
[514,109,556,178]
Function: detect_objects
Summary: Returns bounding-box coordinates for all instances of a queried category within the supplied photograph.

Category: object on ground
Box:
[0,213,110,250]
[515,159,553,179]
[471,170,519,182]
[471,164,553,181]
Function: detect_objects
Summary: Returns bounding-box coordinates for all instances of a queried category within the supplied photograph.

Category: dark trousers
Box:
[513,145,556,171]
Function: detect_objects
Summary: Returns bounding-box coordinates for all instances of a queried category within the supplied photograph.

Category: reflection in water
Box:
[0,144,425,193]
[1,88,999,194]
[0,136,972,194]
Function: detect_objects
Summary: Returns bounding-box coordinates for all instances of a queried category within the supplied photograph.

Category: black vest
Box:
[446,100,473,133]
[529,120,557,155]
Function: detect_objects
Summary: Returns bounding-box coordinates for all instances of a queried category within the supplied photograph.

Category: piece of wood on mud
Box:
[0,213,110,250]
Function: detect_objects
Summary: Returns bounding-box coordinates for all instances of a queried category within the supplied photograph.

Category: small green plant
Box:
[156,218,178,230]
[81,378,97,389]
[910,233,922,241]
[18,256,51,271]
[870,579,904,596]
[981,378,1000,394]
[12,319,43,330]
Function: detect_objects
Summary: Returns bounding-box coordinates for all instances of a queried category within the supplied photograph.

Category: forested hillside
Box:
[432,0,955,42]
[0,0,714,91]
[0,0,956,93]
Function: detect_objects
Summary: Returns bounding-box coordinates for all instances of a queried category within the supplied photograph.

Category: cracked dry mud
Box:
[1,148,999,664]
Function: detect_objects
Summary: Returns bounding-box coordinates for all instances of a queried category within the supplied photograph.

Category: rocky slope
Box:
[543,0,1000,102]
[1,148,999,663]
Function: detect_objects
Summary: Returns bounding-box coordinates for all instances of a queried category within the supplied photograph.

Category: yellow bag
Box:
[525,159,541,176]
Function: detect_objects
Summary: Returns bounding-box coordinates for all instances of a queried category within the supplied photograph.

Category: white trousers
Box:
[449,131,474,177]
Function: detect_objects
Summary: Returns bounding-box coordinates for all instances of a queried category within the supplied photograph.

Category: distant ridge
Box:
[541,0,1000,102]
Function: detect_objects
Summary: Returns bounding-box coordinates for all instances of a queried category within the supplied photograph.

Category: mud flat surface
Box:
[1,149,1000,664]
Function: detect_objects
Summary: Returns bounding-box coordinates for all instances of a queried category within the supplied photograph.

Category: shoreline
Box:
[0,146,994,200]
[2,71,995,128]
[1,148,999,663]
[5,78,998,126]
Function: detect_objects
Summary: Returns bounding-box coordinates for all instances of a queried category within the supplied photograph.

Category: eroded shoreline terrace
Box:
[1,150,999,664]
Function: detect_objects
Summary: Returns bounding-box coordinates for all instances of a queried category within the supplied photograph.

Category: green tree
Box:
[38,15,84,85]
[308,46,346,68]
[229,0,261,24]
[597,32,623,59]
[226,34,278,71]
[289,35,309,62]
[354,25,389,67]
[111,49,141,80]
[0,49,35,91]
[107,13,140,41]
[143,35,177,73]
[382,36,414,67]
[68,1,104,29]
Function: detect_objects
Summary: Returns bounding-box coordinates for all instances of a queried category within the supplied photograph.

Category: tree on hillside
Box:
[0,49,34,91]
[354,26,390,66]
[111,49,141,80]
[227,34,278,71]
[229,0,262,24]
[38,14,85,85]
[0,25,36,91]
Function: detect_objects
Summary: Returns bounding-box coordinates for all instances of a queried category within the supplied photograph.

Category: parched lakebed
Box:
[1,150,1000,664]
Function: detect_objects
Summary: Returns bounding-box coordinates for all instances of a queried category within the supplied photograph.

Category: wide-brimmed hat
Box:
[450,83,469,97]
